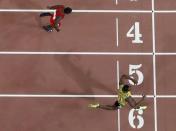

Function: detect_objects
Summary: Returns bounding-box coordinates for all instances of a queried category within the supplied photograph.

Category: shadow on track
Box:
[54,55,114,101]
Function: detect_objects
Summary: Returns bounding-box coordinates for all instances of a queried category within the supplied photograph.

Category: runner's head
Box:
[64,7,72,14]
[122,85,131,93]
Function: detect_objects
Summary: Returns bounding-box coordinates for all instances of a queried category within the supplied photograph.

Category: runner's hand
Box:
[133,79,138,85]
[142,94,146,99]
[47,6,51,9]
[56,28,60,32]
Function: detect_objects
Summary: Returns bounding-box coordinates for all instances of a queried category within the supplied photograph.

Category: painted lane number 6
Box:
[128,109,145,129]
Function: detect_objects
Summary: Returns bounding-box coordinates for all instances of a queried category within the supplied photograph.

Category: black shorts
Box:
[113,101,121,109]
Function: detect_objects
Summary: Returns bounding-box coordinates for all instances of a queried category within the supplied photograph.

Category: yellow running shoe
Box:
[139,106,147,110]
[88,103,100,108]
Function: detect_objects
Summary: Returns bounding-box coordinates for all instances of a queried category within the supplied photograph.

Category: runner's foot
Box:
[88,103,100,108]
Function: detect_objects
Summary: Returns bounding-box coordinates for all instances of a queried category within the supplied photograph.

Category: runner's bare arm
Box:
[98,105,118,110]
[47,5,63,9]
[54,17,62,32]
[126,95,146,109]
[119,74,137,85]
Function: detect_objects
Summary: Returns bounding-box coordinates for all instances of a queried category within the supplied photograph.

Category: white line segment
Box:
[0,94,174,98]
[1,9,176,13]
[117,61,120,131]
[152,0,158,131]
[116,0,118,5]
[116,18,119,47]
[1,52,176,55]
[0,9,152,13]
[0,9,55,12]
[0,52,153,55]
[155,10,176,13]
[1,51,176,55]
[156,53,176,55]
[117,61,120,90]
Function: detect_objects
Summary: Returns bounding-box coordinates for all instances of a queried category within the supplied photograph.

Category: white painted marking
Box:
[126,22,143,44]
[0,94,117,98]
[118,108,121,131]
[117,61,120,90]
[128,109,144,129]
[0,9,55,12]
[152,1,158,131]
[116,18,119,47]
[156,53,176,55]
[116,0,118,5]
[1,9,176,13]
[155,10,176,13]
[129,64,144,85]
[128,109,136,128]
[1,52,176,56]
[0,9,152,13]
[0,52,153,55]
[157,95,176,98]
[0,94,173,98]
[117,61,120,131]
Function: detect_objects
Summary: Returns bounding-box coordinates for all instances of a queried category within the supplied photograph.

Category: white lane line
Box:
[117,61,120,90]
[157,95,176,98]
[153,53,158,131]
[117,101,120,131]
[116,18,119,47]
[117,61,120,131]
[0,94,174,98]
[1,51,176,55]
[155,10,176,13]
[116,0,118,5]
[156,53,176,55]
[0,9,55,12]
[0,94,118,98]
[0,94,145,98]
[152,0,158,131]
[1,9,176,13]
[0,9,152,13]
[0,52,153,55]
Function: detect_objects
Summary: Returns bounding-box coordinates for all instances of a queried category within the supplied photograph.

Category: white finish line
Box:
[0,9,152,13]
[0,94,174,98]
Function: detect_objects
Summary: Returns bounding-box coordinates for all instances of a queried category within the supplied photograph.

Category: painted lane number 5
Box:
[129,64,144,85]
[127,22,143,44]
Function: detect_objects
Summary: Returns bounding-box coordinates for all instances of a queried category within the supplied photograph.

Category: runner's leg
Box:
[40,12,52,17]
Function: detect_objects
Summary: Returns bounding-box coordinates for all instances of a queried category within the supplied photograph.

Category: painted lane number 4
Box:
[127,22,143,44]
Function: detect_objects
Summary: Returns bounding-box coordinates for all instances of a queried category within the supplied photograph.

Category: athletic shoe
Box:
[139,106,147,110]
[88,103,100,108]
[43,26,53,32]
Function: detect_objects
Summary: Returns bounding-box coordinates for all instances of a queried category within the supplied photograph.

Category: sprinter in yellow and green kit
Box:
[89,74,147,110]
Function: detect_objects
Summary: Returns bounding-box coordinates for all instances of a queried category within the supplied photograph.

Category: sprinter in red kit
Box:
[40,5,72,32]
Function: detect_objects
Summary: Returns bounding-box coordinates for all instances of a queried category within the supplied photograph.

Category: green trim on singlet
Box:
[117,84,132,107]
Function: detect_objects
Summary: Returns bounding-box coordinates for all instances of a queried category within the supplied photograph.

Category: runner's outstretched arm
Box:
[89,102,119,110]
[98,105,118,110]
[126,95,146,109]
[47,5,63,9]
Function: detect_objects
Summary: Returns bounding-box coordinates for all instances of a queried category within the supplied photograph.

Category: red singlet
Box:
[50,5,65,27]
